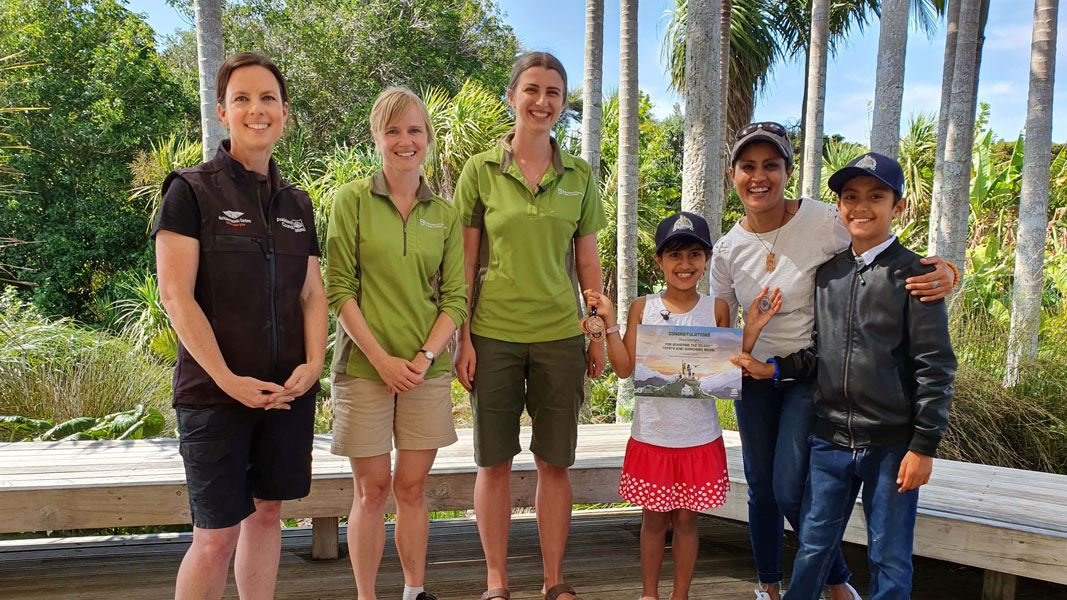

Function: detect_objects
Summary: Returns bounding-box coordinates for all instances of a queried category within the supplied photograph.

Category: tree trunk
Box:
[719,0,732,227]
[929,0,961,249]
[581,0,605,179]
[194,0,226,161]
[800,0,830,200]
[1005,0,1058,387]
[797,46,810,192]
[681,0,723,281]
[616,0,640,421]
[929,0,983,280]
[869,0,910,159]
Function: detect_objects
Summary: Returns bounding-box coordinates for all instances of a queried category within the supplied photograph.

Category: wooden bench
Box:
[2,423,1065,599]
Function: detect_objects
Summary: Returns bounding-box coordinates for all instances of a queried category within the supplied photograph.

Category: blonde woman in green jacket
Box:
[325,87,466,600]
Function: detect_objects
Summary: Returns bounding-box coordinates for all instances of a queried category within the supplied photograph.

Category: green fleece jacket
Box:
[326,171,467,381]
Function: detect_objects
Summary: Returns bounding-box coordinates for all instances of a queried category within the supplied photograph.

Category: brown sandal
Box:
[544,583,580,600]
[481,589,510,600]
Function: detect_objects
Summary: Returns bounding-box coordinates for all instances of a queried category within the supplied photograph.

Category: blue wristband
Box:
[767,357,780,380]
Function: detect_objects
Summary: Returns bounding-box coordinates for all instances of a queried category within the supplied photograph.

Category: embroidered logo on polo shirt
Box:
[219,210,252,227]
[419,218,445,229]
[556,188,583,198]
[276,217,306,233]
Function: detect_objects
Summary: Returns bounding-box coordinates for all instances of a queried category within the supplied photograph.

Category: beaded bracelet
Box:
[945,260,960,288]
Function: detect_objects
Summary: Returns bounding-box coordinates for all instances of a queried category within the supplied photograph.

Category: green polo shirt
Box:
[454,136,605,343]
[326,171,467,381]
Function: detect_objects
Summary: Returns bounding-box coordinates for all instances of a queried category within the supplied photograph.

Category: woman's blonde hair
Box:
[369,86,435,145]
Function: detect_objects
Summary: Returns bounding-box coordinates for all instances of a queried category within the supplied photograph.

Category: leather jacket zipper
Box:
[843,264,862,447]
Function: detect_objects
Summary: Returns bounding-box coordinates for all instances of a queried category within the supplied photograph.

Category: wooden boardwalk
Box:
[1,509,1064,599]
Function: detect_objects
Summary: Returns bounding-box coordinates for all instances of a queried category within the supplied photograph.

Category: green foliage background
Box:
[0,0,193,317]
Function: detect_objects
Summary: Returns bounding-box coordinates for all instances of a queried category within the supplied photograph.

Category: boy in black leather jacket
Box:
[735,152,957,600]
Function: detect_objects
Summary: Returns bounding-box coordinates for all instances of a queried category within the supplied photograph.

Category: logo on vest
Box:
[556,188,583,198]
[276,217,306,233]
[419,218,445,229]
[219,210,252,227]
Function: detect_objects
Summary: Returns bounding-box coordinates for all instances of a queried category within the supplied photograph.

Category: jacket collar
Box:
[369,170,434,202]
[211,140,286,192]
[487,130,572,176]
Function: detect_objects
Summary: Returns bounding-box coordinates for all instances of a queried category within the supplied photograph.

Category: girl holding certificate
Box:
[583,212,731,600]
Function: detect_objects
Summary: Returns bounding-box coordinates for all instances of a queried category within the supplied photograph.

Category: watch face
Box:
[423,350,435,360]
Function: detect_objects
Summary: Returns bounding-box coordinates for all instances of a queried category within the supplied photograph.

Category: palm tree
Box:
[681,0,723,257]
[928,0,960,238]
[617,0,639,421]
[869,0,910,158]
[929,0,983,278]
[719,0,733,205]
[931,0,989,246]
[1005,0,1059,387]
[582,0,605,180]
[194,0,226,160]
[800,0,830,200]
[664,0,778,138]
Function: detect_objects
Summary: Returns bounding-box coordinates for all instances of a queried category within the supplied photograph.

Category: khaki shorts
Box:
[470,333,587,468]
[330,372,457,458]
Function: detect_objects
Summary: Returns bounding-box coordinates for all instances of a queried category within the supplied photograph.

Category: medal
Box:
[580,306,607,340]
[759,295,773,312]
[765,252,777,272]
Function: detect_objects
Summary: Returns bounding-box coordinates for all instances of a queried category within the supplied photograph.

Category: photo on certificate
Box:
[634,325,742,402]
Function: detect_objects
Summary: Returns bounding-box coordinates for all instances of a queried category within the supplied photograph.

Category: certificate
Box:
[634,324,742,401]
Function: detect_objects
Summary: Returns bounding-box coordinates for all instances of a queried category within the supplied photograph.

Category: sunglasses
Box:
[735,121,788,140]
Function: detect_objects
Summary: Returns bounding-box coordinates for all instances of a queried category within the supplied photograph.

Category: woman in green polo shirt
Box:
[453,52,607,600]
[325,87,466,600]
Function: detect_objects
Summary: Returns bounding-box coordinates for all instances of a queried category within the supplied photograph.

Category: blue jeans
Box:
[735,379,849,586]
[787,437,919,600]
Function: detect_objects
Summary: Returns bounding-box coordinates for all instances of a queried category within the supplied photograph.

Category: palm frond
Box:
[127,134,203,232]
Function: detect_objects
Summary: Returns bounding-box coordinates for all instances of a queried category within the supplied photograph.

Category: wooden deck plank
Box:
[1,511,1063,599]
[4,424,1067,586]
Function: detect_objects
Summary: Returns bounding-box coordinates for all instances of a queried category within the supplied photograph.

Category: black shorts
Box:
[175,391,316,529]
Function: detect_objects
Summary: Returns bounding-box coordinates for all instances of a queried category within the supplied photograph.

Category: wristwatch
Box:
[419,348,436,365]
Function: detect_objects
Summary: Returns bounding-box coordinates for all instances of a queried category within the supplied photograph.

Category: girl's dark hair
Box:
[215,52,290,105]
[657,237,712,257]
[508,51,567,97]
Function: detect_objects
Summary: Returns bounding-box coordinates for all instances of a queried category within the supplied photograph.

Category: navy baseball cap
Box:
[655,211,713,254]
[730,121,794,166]
[828,151,905,198]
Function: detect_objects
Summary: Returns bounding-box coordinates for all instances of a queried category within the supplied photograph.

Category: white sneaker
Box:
[820,583,862,600]
[754,584,781,600]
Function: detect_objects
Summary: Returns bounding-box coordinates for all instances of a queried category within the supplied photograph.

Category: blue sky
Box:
[132,0,1066,143]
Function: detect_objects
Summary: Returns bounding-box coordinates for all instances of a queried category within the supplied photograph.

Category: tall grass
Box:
[941,302,1067,474]
[0,288,174,433]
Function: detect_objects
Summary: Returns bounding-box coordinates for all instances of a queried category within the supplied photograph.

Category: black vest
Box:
[163,142,318,405]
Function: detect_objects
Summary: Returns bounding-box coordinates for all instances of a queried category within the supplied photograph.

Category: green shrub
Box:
[0,288,174,434]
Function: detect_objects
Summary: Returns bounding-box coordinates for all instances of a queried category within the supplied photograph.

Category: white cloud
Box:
[984,25,1033,51]
[979,81,1018,98]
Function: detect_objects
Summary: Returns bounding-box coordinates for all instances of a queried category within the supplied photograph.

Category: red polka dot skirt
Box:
[618,436,730,512]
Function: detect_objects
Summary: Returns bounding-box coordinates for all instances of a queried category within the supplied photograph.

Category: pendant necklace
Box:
[753,205,788,273]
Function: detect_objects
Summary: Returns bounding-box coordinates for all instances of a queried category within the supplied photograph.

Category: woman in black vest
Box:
[153,52,327,599]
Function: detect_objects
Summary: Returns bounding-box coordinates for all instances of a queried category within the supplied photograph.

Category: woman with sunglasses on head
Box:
[710,122,956,600]
[453,51,607,600]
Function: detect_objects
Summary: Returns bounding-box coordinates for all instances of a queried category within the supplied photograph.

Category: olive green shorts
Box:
[470,333,587,468]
